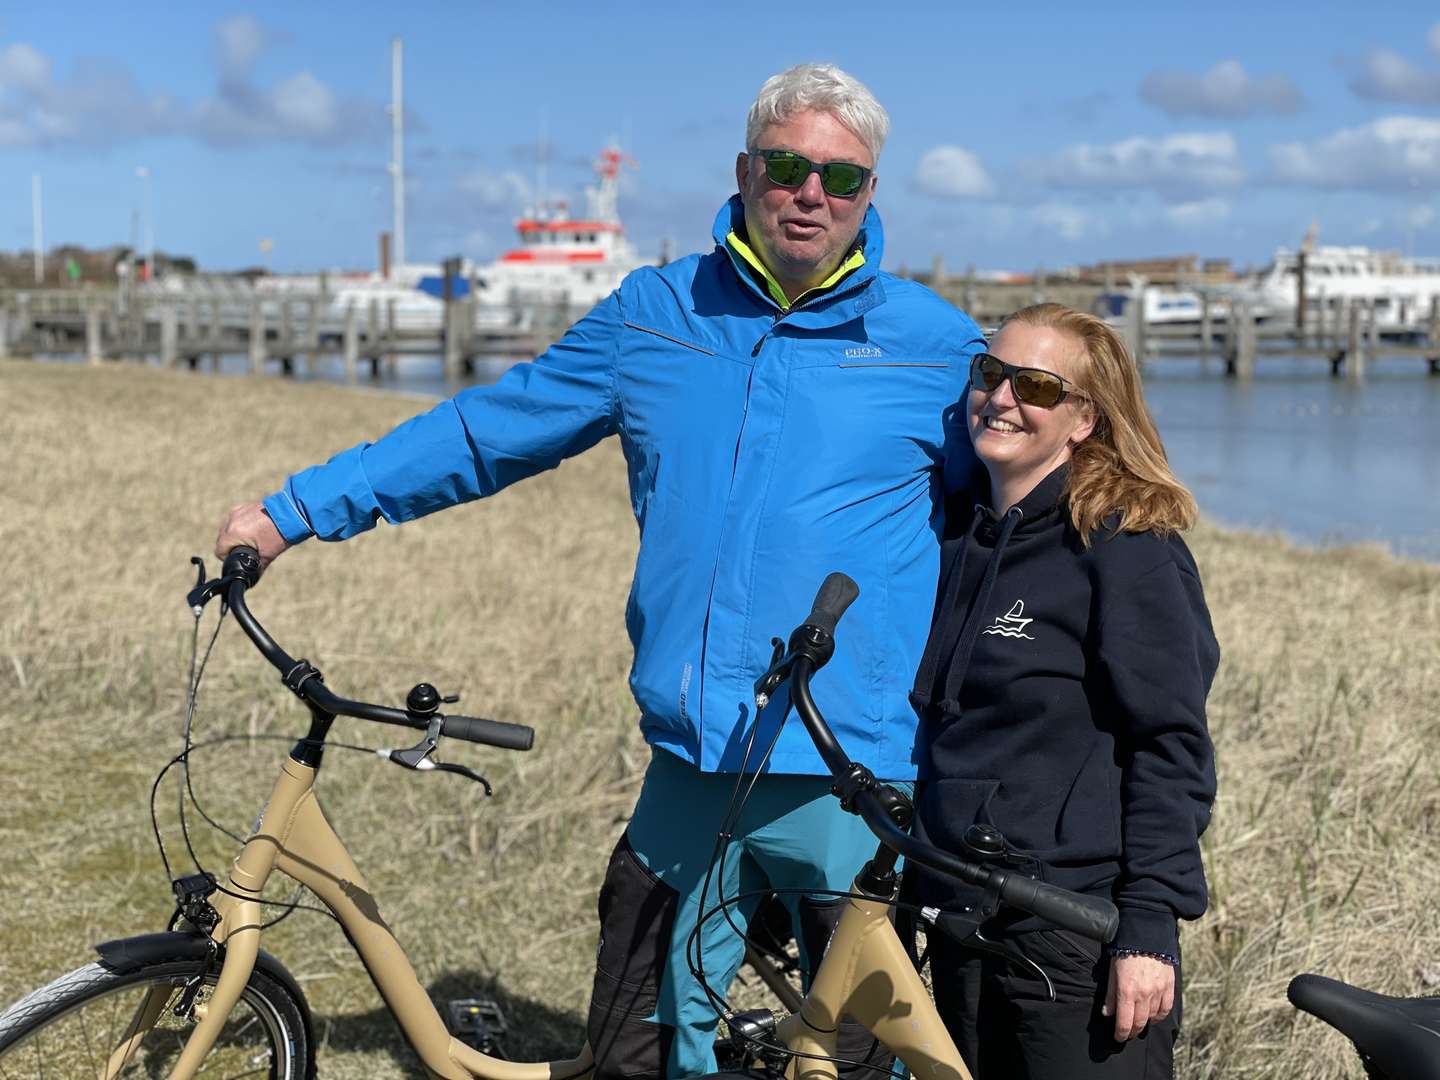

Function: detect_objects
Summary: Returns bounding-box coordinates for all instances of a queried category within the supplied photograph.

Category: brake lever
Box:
[428,761,493,794]
[921,907,1057,1003]
[377,716,494,794]
[753,637,790,709]
[970,928,1056,1002]
[381,716,442,768]
[185,556,252,617]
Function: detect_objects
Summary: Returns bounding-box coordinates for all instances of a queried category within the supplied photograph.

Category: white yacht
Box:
[1229,237,1440,330]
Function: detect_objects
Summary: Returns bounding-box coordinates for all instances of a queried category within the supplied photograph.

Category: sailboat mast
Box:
[390,37,405,274]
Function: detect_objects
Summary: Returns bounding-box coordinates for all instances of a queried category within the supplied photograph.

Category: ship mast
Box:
[587,143,635,224]
[389,37,405,275]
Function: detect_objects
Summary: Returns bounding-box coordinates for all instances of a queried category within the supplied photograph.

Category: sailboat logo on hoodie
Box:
[983,600,1035,640]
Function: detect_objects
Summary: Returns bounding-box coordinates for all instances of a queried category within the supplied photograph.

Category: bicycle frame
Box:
[157,753,594,1080]
[770,885,972,1080]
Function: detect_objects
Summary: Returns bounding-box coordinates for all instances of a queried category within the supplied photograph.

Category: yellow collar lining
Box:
[726,229,866,311]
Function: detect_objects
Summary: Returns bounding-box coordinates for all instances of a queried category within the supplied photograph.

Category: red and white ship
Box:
[478,145,653,309]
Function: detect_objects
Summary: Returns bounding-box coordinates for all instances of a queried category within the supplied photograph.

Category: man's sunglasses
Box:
[750,148,872,198]
[969,353,1088,408]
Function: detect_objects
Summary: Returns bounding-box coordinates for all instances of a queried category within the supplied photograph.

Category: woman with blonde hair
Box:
[909,303,1218,1078]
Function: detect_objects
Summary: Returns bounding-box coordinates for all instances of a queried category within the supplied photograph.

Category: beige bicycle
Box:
[0,557,1120,1080]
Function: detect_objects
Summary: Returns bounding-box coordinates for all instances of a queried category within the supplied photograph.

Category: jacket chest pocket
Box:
[784,359,955,480]
[623,321,718,356]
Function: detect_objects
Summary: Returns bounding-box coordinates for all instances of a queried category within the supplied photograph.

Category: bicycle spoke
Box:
[75,1003,98,1079]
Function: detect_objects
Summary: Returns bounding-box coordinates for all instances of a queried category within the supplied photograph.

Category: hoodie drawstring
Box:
[916,505,1023,717]
[910,512,982,711]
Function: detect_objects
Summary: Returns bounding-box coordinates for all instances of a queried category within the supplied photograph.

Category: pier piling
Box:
[161,303,178,367]
[305,297,320,377]
[85,298,102,365]
[343,303,358,385]
[1199,293,1212,358]
[248,296,265,374]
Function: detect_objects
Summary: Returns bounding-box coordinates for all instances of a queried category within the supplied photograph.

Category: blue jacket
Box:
[264,196,984,777]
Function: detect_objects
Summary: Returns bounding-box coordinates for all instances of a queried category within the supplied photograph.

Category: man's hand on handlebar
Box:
[215,502,291,569]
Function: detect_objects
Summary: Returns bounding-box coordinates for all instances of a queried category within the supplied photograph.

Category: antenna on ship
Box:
[388,37,405,276]
[536,109,550,221]
[588,140,636,225]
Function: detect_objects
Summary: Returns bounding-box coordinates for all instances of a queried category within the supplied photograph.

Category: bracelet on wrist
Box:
[1106,946,1178,967]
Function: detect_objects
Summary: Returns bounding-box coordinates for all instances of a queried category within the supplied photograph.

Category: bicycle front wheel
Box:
[0,957,311,1078]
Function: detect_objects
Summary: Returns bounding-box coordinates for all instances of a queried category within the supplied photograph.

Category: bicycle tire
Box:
[0,957,312,1078]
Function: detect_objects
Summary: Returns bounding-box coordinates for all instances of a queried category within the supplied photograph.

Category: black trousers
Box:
[929,929,1180,1080]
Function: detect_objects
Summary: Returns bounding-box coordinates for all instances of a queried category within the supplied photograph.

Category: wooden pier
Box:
[914,260,1440,381]
[1122,291,1440,381]
[0,279,580,384]
[4,273,1439,385]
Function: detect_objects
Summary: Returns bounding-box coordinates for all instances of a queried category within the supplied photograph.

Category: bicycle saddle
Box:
[1288,973,1440,1080]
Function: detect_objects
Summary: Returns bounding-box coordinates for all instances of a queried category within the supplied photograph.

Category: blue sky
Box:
[4,2,1440,274]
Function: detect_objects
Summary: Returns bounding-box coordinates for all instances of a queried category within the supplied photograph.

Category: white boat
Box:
[244,144,650,338]
[252,260,530,337]
[1097,277,1230,328]
[478,145,654,309]
[1226,235,1440,331]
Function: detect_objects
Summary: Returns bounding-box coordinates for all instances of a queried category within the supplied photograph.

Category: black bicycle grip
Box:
[223,546,263,588]
[804,573,860,636]
[442,714,534,752]
[997,874,1119,943]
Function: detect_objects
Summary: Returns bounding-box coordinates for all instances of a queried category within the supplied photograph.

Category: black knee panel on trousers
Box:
[588,833,678,1080]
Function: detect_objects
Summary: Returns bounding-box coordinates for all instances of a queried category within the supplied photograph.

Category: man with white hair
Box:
[216,63,984,1078]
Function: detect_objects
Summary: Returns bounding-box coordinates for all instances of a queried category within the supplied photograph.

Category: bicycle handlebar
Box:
[804,572,860,637]
[783,574,1118,944]
[217,546,535,753]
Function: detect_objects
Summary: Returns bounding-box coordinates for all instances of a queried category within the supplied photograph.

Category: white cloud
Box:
[457,167,532,210]
[1431,23,1440,58]
[270,72,339,136]
[0,24,382,148]
[1034,131,1245,191]
[1349,48,1440,105]
[1140,60,1302,118]
[1032,203,1091,242]
[214,15,267,81]
[1165,198,1232,229]
[0,43,50,93]
[1409,205,1437,230]
[1270,116,1440,189]
[913,145,995,199]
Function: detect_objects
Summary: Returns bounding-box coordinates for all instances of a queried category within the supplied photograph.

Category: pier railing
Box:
[0,281,583,383]
[4,277,1439,383]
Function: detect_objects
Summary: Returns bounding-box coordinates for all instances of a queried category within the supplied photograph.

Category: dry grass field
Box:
[0,359,1436,1078]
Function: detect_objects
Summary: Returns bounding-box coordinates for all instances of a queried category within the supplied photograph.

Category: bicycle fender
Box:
[94,931,315,1066]
[96,930,309,1001]
[96,932,213,973]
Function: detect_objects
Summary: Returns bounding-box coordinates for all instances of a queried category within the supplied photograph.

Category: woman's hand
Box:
[1102,954,1175,1042]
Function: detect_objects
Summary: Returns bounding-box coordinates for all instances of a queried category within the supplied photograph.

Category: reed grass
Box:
[1,359,1435,1078]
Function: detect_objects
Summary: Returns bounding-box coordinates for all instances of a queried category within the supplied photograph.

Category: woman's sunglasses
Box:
[750,149,872,199]
[969,353,1088,408]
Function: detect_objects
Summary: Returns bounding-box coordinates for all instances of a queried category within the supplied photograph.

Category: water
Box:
[40,349,1440,562]
[1139,355,1440,561]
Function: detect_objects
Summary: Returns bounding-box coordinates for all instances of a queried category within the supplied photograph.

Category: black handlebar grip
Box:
[442,715,535,752]
[223,546,263,588]
[998,875,1119,943]
[804,573,861,636]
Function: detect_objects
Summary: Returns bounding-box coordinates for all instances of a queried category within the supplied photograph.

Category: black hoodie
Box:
[909,464,1219,958]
